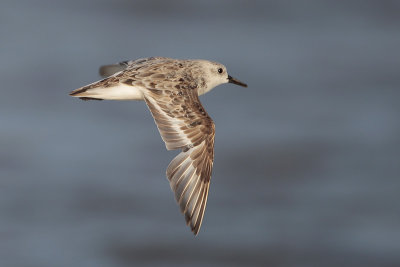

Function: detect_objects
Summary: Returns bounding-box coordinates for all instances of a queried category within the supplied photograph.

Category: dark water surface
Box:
[1,1,400,266]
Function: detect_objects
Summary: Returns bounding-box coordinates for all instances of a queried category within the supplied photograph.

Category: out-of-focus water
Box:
[1,0,399,266]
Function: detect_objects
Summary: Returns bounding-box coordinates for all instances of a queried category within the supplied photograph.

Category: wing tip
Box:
[167,149,211,236]
[98,65,111,77]
[99,63,127,78]
[69,87,88,96]
[78,97,103,101]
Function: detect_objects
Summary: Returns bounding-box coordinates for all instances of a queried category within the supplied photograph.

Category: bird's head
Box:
[196,60,247,95]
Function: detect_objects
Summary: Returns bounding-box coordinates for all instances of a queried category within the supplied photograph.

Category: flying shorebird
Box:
[69,57,247,235]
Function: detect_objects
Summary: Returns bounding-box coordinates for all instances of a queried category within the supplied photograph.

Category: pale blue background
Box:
[1,0,399,266]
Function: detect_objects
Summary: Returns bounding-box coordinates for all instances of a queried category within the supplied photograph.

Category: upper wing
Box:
[99,57,170,78]
[144,85,215,235]
[69,57,173,100]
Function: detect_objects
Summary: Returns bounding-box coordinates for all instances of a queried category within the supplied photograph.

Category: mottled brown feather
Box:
[71,57,216,235]
[143,71,215,235]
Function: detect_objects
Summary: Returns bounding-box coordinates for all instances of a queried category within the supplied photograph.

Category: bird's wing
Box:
[69,57,174,99]
[144,84,215,235]
[99,61,129,78]
[99,57,170,78]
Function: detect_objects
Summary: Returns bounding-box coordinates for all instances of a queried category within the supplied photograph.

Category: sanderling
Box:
[70,57,247,235]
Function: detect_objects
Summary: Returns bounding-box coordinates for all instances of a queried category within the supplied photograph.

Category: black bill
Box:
[228,75,247,87]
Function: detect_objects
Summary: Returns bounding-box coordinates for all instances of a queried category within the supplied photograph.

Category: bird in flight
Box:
[69,57,247,235]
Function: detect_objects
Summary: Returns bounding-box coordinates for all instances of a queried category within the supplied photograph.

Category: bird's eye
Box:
[218,68,223,74]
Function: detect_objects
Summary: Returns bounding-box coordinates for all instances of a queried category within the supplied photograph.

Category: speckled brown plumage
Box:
[69,57,247,235]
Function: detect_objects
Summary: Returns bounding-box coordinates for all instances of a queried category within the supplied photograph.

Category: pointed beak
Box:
[228,75,247,87]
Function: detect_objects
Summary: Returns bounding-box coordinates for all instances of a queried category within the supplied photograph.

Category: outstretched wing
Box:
[144,84,215,235]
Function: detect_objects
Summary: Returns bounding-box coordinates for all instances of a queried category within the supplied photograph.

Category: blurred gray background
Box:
[1,0,399,266]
